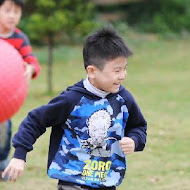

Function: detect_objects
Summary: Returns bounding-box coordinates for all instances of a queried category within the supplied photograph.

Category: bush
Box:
[123,0,190,34]
[19,0,97,45]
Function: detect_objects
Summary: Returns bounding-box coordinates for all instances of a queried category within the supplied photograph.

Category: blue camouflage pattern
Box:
[48,94,129,188]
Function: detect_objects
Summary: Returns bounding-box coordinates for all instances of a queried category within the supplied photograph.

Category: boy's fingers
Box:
[8,168,15,181]
[120,137,131,145]
[1,158,25,181]
[119,137,135,155]
[18,170,23,178]
[2,165,10,178]
[12,170,19,182]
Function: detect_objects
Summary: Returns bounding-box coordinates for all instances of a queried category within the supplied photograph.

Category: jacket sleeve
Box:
[124,95,147,151]
[12,92,70,161]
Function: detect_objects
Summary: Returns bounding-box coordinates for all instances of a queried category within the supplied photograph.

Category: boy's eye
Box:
[15,10,19,14]
[114,67,127,73]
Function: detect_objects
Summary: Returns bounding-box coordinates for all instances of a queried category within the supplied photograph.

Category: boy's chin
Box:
[5,25,15,31]
[109,88,120,93]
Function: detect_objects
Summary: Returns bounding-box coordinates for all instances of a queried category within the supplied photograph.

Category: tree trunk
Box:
[47,33,54,94]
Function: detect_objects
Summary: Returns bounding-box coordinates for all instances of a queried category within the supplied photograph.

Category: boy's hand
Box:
[24,62,34,85]
[2,158,25,182]
[119,137,135,155]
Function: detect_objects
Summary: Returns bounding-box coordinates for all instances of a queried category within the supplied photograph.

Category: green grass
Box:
[1,35,190,190]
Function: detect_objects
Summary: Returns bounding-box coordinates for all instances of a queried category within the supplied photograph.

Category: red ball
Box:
[0,39,28,122]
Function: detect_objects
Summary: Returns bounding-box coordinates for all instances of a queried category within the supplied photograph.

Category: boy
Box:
[0,0,40,181]
[2,27,147,189]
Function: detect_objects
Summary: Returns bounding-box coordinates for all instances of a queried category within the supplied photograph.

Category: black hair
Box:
[83,26,133,70]
[0,0,25,9]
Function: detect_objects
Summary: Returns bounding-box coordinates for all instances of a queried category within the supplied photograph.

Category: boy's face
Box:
[0,0,22,33]
[88,56,127,93]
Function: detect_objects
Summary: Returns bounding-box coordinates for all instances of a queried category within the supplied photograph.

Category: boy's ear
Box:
[86,65,96,79]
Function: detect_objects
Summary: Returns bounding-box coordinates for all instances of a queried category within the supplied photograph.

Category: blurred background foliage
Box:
[19,0,190,46]
[20,0,98,45]
[121,0,190,35]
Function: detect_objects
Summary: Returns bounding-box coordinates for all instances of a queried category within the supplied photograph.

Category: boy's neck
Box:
[83,77,110,98]
[0,28,14,38]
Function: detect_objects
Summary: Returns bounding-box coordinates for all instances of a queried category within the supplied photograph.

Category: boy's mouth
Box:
[113,83,121,87]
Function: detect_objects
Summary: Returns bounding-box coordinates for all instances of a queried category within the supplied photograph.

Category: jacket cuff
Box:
[13,147,28,162]
[129,136,139,151]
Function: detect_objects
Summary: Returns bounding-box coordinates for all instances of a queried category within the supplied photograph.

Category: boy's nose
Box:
[119,71,127,80]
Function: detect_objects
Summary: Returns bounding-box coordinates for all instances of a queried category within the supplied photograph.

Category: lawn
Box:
[0,34,189,190]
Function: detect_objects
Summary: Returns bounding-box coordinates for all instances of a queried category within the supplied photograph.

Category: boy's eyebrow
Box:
[114,62,128,68]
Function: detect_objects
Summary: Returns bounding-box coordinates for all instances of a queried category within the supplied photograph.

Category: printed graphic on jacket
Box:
[81,109,117,157]
[48,95,129,188]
